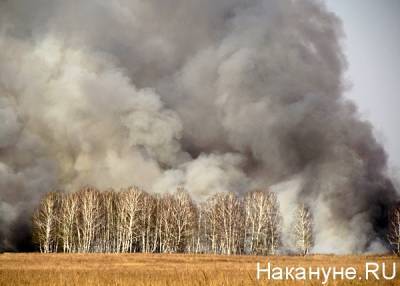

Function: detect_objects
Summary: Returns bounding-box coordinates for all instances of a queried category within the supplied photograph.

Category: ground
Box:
[0,253,399,285]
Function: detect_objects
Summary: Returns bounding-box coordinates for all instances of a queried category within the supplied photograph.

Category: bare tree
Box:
[244,190,282,255]
[203,195,220,253]
[99,190,118,252]
[58,192,79,253]
[264,192,281,255]
[244,191,270,255]
[292,204,313,256]
[155,188,197,253]
[191,202,208,253]
[172,187,197,252]
[32,186,286,255]
[32,192,60,253]
[138,191,156,253]
[388,205,400,256]
[117,187,143,252]
[211,192,244,255]
[75,187,102,252]
[152,194,163,253]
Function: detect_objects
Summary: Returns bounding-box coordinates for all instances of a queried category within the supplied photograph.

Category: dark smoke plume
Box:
[0,0,397,253]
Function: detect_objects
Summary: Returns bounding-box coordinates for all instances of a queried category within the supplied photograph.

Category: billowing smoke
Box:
[0,0,397,253]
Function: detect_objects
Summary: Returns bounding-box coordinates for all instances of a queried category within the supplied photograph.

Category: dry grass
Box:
[0,253,399,285]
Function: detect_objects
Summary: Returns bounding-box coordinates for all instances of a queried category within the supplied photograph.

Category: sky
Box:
[325,0,400,171]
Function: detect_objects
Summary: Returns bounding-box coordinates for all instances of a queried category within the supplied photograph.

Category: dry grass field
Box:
[0,253,399,286]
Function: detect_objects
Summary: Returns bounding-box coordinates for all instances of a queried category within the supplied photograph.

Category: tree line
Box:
[32,186,400,256]
[32,186,314,255]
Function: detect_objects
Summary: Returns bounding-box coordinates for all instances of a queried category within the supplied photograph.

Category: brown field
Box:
[0,253,399,286]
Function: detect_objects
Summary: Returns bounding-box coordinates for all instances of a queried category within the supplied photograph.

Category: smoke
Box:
[0,0,397,253]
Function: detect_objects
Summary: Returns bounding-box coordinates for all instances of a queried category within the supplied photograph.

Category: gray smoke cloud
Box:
[0,0,397,253]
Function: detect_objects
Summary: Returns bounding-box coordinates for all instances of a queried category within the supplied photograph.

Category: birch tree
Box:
[158,193,175,253]
[139,191,156,253]
[292,204,313,256]
[32,192,60,253]
[117,187,143,252]
[171,188,196,252]
[100,190,118,252]
[32,185,287,255]
[264,192,281,255]
[213,192,244,255]
[58,192,79,253]
[244,191,271,254]
[191,203,208,253]
[203,195,220,253]
[75,187,102,252]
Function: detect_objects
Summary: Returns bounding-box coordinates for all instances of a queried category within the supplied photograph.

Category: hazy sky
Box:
[325,0,400,170]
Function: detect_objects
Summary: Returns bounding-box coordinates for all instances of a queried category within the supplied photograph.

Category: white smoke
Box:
[153,153,251,201]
